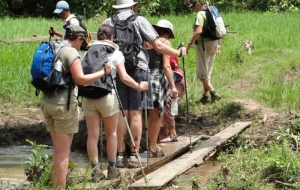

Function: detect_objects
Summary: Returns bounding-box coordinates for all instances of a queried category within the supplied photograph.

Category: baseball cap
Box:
[53,1,70,14]
[188,0,205,8]
[65,25,87,45]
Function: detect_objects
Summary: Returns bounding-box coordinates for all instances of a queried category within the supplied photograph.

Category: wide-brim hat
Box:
[112,0,138,9]
[152,20,175,39]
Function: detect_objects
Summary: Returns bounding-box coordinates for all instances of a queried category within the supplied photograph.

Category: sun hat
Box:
[53,1,70,14]
[65,25,87,45]
[188,0,205,8]
[112,0,138,9]
[152,20,175,39]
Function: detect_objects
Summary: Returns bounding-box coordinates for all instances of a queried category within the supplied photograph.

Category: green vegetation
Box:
[1,11,300,189]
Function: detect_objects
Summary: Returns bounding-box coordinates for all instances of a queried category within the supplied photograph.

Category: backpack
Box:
[201,6,226,39]
[111,14,141,71]
[30,41,75,109]
[170,56,184,83]
[66,15,92,51]
[78,44,114,99]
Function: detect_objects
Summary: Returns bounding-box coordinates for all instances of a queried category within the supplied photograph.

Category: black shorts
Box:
[115,68,154,110]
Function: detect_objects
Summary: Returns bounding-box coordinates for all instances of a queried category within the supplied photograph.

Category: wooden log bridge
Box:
[129,121,252,189]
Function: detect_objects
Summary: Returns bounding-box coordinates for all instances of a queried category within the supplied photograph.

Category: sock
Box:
[131,152,137,157]
[91,161,100,170]
[118,152,124,157]
[203,94,209,98]
[108,157,116,168]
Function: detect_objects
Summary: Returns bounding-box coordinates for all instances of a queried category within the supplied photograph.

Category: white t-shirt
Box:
[62,14,80,39]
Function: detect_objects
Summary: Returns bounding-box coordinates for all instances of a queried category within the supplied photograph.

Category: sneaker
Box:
[128,155,147,168]
[116,156,128,168]
[211,93,222,102]
[91,168,105,182]
[195,95,210,105]
[107,166,121,180]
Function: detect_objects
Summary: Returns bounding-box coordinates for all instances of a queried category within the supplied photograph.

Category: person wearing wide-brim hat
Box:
[102,0,187,169]
[144,19,178,158]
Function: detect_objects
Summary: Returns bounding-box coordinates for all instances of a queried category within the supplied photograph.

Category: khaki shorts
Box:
[82,93,119,117]
[195,40,218,80]
[41,100,79,134]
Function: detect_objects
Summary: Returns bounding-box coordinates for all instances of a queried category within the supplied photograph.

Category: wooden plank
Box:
[129,122,251,188]
[75,135,203,189]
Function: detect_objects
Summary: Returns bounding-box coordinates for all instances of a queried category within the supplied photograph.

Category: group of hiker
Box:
[41,0,223,189]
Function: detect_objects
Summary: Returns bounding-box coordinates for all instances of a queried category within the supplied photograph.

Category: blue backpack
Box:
[30,41,74,109]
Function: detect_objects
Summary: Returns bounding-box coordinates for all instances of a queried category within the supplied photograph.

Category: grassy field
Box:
[1,12,300,189]
[1,12,300,113]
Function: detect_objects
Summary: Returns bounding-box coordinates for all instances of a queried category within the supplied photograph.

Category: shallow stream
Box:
[0,145,220,185]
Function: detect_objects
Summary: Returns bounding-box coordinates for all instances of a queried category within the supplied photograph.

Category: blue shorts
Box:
[115,68,153,110]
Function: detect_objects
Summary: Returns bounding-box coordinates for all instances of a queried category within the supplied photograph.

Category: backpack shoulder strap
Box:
[126,14,138,22]
[111,14,119,22]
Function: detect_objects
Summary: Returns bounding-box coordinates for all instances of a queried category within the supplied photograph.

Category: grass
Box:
[1,11,300,189]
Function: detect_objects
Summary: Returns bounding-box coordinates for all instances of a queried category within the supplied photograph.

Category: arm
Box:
[162,41,178,97]
[152,38,187,58]
[116,61,148,91]
[216,39,221,54]
[49,26,63,38]
[70,58,112,86]
[187,25,202,53]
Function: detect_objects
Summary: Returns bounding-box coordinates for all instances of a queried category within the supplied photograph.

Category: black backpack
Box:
[111,14,141,71]
[78,44,115,99]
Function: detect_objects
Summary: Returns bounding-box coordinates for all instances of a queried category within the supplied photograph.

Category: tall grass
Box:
[1,12,300,112]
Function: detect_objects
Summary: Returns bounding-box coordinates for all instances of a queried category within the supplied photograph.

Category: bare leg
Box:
[129,110,142,152]
[117,110,129,153]
[102,113,118,159]
[50,131,73,190]
[86,114,101,163]
[201,78,214,95]
[148,108,164,150]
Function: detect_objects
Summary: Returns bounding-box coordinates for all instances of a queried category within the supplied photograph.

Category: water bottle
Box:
[54,59,62,72]
[171,98,178,116]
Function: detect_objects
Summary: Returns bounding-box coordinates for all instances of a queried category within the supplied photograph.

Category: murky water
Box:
[0,145,95,180]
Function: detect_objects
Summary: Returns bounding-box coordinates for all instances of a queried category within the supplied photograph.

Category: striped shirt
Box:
[103,9,159,72]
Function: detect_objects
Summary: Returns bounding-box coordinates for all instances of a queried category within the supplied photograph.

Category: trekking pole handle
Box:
[177,42,184,49]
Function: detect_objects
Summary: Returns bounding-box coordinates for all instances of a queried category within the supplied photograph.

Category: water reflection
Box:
[0,146,93,180]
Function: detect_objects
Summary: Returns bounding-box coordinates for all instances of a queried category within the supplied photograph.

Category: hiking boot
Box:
[195,95,210,105]
[116,156,128,168]
[107,166,121,180]
[91,168,105,182]
[211,93,222,102]
[127,155,146,168]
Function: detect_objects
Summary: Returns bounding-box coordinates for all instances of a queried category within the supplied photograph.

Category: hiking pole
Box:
[178,42,193,153]
[108,74,148,184]
[144,79,149,174]
[100,118,103,169]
